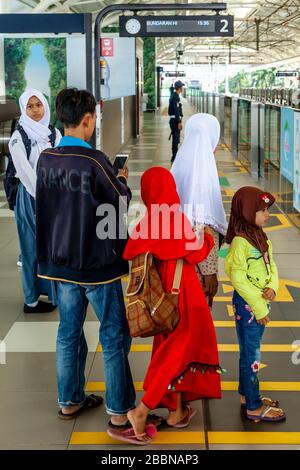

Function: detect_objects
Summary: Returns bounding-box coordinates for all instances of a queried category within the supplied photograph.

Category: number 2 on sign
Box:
[220,19,229,33]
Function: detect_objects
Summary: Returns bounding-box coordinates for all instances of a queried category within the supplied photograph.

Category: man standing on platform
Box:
[35,88,136,427]
[168,80,184,163]
[169,83,175,97]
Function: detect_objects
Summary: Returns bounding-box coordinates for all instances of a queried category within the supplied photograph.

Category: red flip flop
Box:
[171,405,197,428]
[107,423,157,445]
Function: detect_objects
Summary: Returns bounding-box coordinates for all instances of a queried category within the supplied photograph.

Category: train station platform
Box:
[0,100,300,450]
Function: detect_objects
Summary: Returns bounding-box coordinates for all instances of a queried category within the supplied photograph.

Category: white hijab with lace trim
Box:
[171,113,227,235]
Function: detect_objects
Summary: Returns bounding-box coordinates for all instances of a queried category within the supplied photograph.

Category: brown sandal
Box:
[247,406,286,422]
[241,396,279,409]
[58,394,103,420]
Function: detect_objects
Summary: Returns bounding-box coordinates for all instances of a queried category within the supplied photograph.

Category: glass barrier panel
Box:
[238,99,251,170]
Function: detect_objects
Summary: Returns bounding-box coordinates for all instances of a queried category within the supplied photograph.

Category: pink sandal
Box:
[107,423,157,445]
[169,404,197,428]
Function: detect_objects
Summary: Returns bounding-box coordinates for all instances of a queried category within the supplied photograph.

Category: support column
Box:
[225,57,229,94]
[0,0,10,12]
[0,0,9,96]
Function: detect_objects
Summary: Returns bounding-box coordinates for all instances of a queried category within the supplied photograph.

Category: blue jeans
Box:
[56,279,136,415]
[15,183,56,304]
[233,291,265,411]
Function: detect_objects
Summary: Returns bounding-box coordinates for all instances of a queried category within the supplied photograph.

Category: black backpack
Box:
[3,124,56,210]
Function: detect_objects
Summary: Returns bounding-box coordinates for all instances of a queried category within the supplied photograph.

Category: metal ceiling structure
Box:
[13,0,300,65]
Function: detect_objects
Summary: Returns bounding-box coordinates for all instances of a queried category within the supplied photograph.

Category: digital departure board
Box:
[119,15,234,37]
[276,71,298,77]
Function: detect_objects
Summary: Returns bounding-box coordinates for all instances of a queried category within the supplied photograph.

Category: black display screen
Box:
[120,15,234,37]
[147,19,215,33]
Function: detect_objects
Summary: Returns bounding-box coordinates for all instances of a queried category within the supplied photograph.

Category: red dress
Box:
[124,167,221,411]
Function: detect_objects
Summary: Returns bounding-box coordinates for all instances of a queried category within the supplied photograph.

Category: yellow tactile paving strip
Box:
[214,320,300,327]
[213,278,300,303]
[218,167,248,177]
[124,276,300,303]
[85,381,300,393]
[97,343,300,353]
[70,431,206,446]
[70,431,300,446]
[207,432,300,445]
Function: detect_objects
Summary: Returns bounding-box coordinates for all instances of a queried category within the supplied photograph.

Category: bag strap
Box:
[16,124,31,161]
[48,124,56,147]
[16,124,56,157]
[171,259,183,294]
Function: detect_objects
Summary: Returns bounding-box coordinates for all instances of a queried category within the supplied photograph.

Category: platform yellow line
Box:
[70,431,205,445]
[86,381,300,392]
[216,277,300,303]
[219,277,300,287]
[86,381,144,392]
[221,381,300,391]
[123,277,300,303]
[97,344,153,352]
[224,189,235,197]
[208,432,300,445]
[226,306,235,317]
[97,343,300,352]
[220,168,248,177]
[214,321,300,328]
[69,431,300,446]
[265,214,293,232]
[220,344,299,352]
[214,296,232,302]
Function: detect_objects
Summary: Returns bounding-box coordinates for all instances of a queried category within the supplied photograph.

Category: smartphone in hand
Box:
[113,154,128,175]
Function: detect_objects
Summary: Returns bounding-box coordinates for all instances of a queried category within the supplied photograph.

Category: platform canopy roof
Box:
[13,0,300,65]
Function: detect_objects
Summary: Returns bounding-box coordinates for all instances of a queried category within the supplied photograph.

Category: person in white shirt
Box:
[9,89,61,313]
[171,113,227,307]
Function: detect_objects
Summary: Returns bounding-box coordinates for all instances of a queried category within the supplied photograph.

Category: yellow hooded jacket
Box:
[225,236,279,320]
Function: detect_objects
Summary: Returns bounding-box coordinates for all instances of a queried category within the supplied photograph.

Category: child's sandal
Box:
[241,396,279,409]
[247,406,286,422]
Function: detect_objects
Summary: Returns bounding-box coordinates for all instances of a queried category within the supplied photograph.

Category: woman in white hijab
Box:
[9,89,61,313]
[171,113,227,306]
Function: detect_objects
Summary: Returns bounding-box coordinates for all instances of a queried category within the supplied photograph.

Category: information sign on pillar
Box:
[101,38,114,56]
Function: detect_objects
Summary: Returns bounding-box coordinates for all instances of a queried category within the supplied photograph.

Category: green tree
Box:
[228,71,251,93]
[219,81,225,93]
[4,38,31,101]
[102,26,119,33]
[220,67,283,96]
[42,38,67,127]
[143,37,156,110]
[251,68,277,88]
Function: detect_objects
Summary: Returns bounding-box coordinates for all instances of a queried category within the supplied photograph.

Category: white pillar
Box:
[0,1,9,96]
[0,0,10,12]
[225,57,229,94]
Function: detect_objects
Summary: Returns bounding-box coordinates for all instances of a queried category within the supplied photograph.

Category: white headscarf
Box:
[171,113,227,235]
[18,89,51,143]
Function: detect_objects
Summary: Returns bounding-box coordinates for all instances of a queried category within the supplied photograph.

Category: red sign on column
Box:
[101,38,114,57]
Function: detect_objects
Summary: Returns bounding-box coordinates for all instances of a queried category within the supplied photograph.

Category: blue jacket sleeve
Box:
[94,153,132,209]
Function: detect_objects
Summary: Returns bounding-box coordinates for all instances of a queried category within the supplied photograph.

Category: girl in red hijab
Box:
[123,167,222,443]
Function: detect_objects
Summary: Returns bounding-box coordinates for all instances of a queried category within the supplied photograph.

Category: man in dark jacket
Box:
[35,88,135,428]
[168,80,184,163]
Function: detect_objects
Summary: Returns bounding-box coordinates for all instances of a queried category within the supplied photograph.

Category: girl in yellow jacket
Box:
[225,186,285,422]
